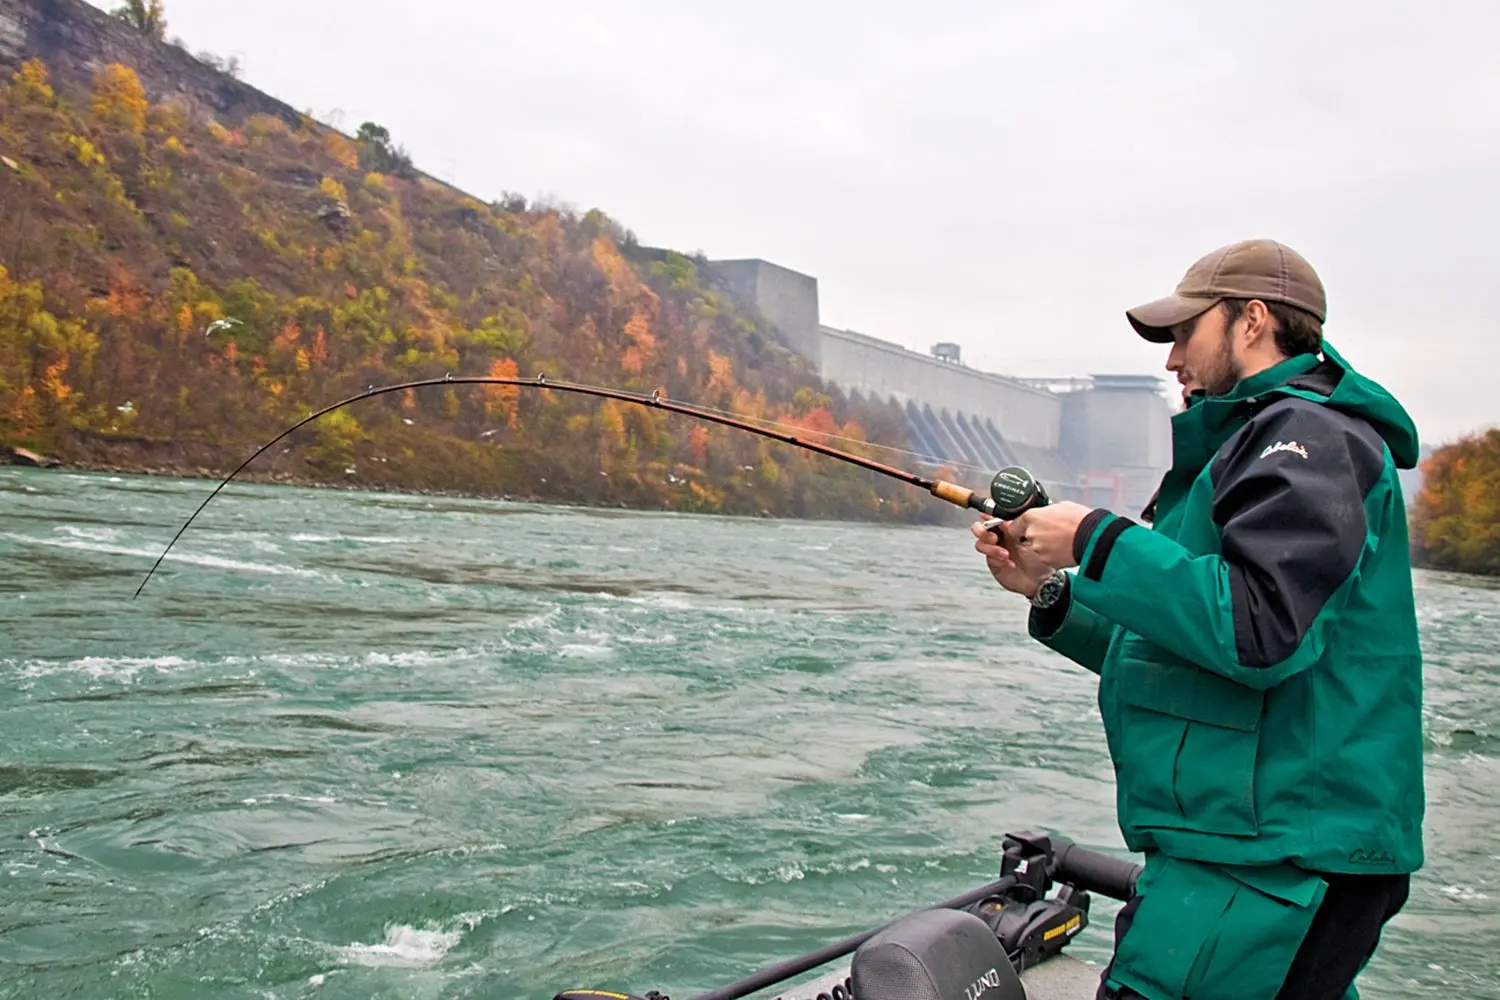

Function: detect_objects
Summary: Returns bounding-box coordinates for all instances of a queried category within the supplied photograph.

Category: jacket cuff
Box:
[1075,510,1139,581]
[1072,508,1113,565]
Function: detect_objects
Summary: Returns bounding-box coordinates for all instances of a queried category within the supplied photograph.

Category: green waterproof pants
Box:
[1100,853,1350,1000]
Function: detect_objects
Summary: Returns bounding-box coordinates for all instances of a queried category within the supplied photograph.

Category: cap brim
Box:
[1126,294,1219,343]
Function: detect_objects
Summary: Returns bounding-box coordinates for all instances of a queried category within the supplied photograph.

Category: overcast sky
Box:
[94,0,1500,443]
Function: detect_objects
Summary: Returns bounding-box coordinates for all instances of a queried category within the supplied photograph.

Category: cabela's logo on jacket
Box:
[1259,440,1309,460]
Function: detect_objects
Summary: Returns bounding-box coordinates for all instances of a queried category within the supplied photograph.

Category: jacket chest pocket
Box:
[1112,642,1265,837]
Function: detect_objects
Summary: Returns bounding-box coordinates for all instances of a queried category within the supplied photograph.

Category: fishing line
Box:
[134,374,1042,597]
[673,399,997,478]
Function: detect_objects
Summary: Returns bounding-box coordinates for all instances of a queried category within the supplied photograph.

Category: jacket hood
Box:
[1197,343,1423,471]
[1299,341,1422,470]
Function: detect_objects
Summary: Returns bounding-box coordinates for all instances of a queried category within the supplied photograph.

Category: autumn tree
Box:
[112,1,168,41]
[10,59,54,104]
[1411,430,1500,576]
[91,63,148,134]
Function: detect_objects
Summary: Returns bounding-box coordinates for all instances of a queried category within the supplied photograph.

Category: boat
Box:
[553,831,1139,1000]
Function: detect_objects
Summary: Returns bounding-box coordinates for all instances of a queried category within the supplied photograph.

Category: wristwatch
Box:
[1030,569,1068,610]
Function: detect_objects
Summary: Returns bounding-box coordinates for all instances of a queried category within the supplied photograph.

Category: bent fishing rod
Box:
[133,373,1052,598]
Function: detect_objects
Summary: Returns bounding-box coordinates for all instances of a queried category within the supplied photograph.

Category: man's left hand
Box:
[1002,501,1094,570]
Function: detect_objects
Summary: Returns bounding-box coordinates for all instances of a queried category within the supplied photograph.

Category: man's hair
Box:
[1218,298,1323,357]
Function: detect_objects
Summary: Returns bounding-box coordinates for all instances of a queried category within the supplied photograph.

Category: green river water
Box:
[1,467,1495,1000]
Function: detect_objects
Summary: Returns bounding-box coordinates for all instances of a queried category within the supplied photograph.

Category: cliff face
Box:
[0,0,303,127]
[0,2,936,524]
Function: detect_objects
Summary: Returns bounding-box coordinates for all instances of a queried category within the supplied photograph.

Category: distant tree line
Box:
[1411,429,1500,576]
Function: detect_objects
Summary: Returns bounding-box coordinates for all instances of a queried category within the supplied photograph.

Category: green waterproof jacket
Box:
[1032,343,1425,875]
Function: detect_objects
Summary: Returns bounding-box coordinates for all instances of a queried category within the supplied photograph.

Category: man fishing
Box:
[972,239,1425,1000]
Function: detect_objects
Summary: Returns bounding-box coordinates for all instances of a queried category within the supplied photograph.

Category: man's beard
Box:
[1199,331,1243,397]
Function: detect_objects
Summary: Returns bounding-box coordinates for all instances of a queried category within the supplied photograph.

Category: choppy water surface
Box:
[1,467,1495,999]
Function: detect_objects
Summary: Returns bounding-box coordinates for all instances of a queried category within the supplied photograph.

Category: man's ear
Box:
[1239,299,1275,349]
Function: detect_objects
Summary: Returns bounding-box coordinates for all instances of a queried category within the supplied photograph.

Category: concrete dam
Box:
[707,258,1174,514]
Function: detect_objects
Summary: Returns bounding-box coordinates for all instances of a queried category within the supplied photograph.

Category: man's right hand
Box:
[971,518,1056,599]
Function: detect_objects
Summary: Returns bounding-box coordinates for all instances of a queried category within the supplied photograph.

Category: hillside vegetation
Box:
[0,57,948,523]
[1411,430,1500,576]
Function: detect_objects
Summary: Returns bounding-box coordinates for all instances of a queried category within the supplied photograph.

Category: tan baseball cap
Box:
[1126,239,1327,343]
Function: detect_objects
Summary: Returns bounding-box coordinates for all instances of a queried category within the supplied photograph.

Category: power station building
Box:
[707,258,1175,514]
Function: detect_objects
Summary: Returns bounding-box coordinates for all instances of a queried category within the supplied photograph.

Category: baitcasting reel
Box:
[928,465,1051,523]
[985,466,1050,520]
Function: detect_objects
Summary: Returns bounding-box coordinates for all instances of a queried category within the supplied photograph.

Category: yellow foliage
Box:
[195,300,224,326]
[67,135,106,168]
[596,398,627,447]
[319,177,349,203]
[207,122,233,145]
[91,64,148,134]
[11,58,54,103]
[163,136,186,156]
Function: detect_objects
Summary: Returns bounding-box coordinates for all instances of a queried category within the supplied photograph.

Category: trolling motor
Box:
[551,831,1140,1000]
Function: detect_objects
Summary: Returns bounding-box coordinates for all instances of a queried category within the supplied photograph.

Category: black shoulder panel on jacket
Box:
[1209,398,1387,668]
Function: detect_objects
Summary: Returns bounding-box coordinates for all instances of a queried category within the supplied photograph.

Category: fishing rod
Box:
[133,373,1052,597]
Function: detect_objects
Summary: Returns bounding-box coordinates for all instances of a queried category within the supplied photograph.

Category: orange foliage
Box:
[326,133,360,170]
[1411,430,1500,575]
[706,350,735,397]
[41,358,71,402]
[95,273,149,318]
[620,312,655,375]
[484,358,521,428]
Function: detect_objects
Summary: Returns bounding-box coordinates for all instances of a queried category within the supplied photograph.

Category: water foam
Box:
[333,923,460,967]
[2,532,324,579]
[17,654,197,682]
